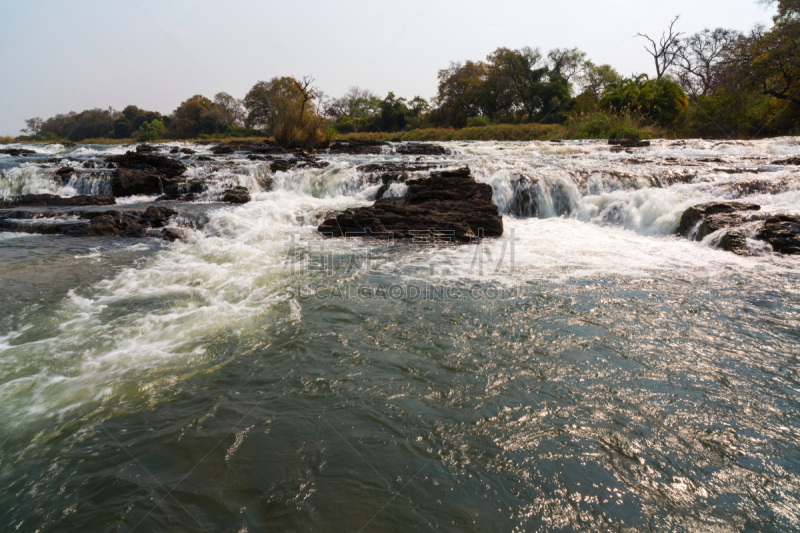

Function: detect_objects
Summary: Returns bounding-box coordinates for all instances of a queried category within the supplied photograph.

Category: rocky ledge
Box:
[318,167,503,243]
[1,194,116,208]
[677,201,800,255]
[107,148,188,196]
[0,206,181,240]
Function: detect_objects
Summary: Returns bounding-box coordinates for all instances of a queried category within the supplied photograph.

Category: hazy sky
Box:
[0,0,776,135]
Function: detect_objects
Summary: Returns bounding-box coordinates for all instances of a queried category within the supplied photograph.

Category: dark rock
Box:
[0,148,37,156]
[771,157,800,165]
[247,154,274,161]
[271,159,297,173]
[677,202,762,239]
[395,143,447,156]
[106,151,187,177]
[222,186,251,204]
[297,160,330,170]
[550,139,563,143]
[121,224,147,238]
[609,139,651,148]
[327,140,387,155]
[136,144,160,153]
[9,194,116,207]
[162,228,187,242]
[390,138,403,143]
[195,155,215,162]
[55,166,75,177]
[357,162,444,174]
[758,215,800,255]
[139,206,178,228]
[111,168,171,196]
[170,147,196,155]
[212,140,283,155]
[318,167,503,243]
[718,231,748,255]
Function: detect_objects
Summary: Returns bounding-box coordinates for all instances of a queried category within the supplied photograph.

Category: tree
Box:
[432,61,492,127]
[735,3,800,108]
[137,120,166,142]
[21,117,43,135]
[599,75,688,122]
[213,92,245,127]
[578,62,623,100]
[674,28,742,100]
[170,95,226,138]
[637,16,685,80]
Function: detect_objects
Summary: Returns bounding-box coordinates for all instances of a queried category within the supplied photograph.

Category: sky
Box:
[0,0,777,135]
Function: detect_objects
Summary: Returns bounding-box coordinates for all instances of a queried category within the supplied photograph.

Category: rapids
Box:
[0,139,798,532]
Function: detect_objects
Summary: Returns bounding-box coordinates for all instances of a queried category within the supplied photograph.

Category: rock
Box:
[318,167,503,243]
[55,166,75,177]
[170,147,196,155]
[676,202,762,239]
[247,154,274,161]
[106,151,187,177]
[0,148,36,156]
[327,140,387,155]
[139,206,178,228]
[222,186,251,204]
[395,143,447,156]
[212,140,283,155]
[111,168,170,196]
[270,160,297,173]
[161,228,187,242]
[609,139,651,148]
[136,144,160,153]
[357,162,444,174]
[771,157,800,165]
[718,231,748,255]
[8,194,116,207]
[757,215,800,255]
[390,138,403,143]
[196,155,215,162]
[550,139,563,143]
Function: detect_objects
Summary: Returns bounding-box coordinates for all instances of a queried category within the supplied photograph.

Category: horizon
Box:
[0,0,776,136]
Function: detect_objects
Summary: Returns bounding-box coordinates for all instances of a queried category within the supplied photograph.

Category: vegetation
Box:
[9,1,800,144]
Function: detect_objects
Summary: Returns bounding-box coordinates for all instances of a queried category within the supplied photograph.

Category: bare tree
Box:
[636,16,685,79]
[673,28,743,100]
[21,117,43,135]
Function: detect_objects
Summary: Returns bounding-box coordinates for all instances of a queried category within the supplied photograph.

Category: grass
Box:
[337,123,567,142]
[0,136,16,144]
[565,111,662,140]
[77,138,133,145]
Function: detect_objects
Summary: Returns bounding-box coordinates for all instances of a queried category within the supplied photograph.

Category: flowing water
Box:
[0,140,799,532]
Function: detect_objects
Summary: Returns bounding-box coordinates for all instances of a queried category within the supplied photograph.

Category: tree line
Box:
[19,0,800,143]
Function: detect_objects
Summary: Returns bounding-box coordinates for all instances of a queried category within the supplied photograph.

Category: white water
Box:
[1,138,799,424]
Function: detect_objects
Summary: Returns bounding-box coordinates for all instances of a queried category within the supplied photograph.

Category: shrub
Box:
[466,116,492,127]
[565,110,660,140]
[136,120,166,142]
[0,135,15,144]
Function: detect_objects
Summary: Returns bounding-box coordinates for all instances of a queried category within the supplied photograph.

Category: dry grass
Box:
[0,135,16,144]
[338,123,567,142]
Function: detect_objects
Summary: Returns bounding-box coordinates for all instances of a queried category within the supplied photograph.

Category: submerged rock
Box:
[3,194,116,208]
[222,186,251,204]
[677,202,800,255]
[106,151,187,177]
[718,231,748,256]
[609,139,651,148]
[327,140,387,155]
[676,202,762,239]
[758,215,800,255]
[0,206,178,240]
[395,143,447,156]
[0,148,36,156]
[318,167,503,242]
